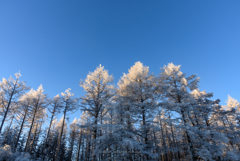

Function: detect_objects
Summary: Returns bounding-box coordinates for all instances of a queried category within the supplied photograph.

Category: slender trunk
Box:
[86,135,90,161]
[169,117,180,161]
[81,137,84,161]
[29,121,39,154]
[142,108,149,160]
[164,123,172,161]
[0,79,18,133]
[42,111,55,160]
[76,131,82,161]
[69,127,76,161]
[25,100,40,152]
[159,114,167,161]
[181,109,195,161]
[14,109,27,152]
[176,92,195,161]
[92,112,98,161]
[11,128,18,149]
[55,110,66,161]
[3,115,14,144]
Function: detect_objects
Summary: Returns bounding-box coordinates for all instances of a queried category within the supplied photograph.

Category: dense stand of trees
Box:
[0,62,240,161]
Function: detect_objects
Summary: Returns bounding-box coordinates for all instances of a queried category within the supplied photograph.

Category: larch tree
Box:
[55,88,78,161]
[67,118,78,161]
[158,63,200,160]
[79,64,115,160]
[42,94,63,159]
[24,85,49,153]
[14,89,33,152]
[158,63,228,160]
[0,72,29,133]
[117,61,159,160]
[29,108,47,155]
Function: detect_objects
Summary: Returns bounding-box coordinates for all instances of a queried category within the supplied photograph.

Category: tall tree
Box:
[55,88,78,161]
[158,63,229,160]
[24,85,49,152]
[79,64,114,160]
[117,61,159,160]
[67,118,78,161]
[0,72,29,133]
[14,90,32,152]
[42,94,63,159]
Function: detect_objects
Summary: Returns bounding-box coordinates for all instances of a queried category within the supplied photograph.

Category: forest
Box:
[0,62,239,161]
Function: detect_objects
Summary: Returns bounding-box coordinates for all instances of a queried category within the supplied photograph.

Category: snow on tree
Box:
[42,94,63,160]
[158,63,230,160]
[79,64,115,160]
[24,85,49,153]
[0,62,239,161]
[66,118,78,161]
[13,90,34,152]
[0,72,29,133]
[0,144,12,160]
[119,62,159,159]
[54,88,78,161]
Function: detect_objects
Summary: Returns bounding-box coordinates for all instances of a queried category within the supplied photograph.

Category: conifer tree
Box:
[55,89,78,161]
[67,118,78,161]
[79,64,114,160]
[117,61,159,160]
[0,72,29,133]
[24,85,49,152]
[42,94,63,159]
[159,63,229,160]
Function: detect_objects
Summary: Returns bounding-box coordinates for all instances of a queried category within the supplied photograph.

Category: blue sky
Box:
[0,0,240,123]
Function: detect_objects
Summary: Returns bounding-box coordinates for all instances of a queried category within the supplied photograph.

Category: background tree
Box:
[55,88,78,161]
[24,85,49,152]
[42,94,63,159]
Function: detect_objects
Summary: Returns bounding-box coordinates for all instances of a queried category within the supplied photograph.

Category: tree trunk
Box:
[69,127,76,161]
[55,110,66,161]
[14,109,27,152]
[3,115,14,144]
[76,131,82,161]
[42,111,55,160]
[25,99,40,152]
[0,79,18,133]
[29,121,39,154]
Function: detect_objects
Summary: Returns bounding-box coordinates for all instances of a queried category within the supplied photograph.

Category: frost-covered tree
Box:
[0,105,18,146]
[117,61,159,160]
[76,112,92,161]
[0,72,29,133]
[28,108,47,155]
[212,95,240,159]
[14,90,33,152]
[42,94,63,159]
[55,88,78,161]
[66,118,78,161]
[45,118,58,161]
[158,63,200,160]
[0,144,12,161]
[158,63,229,160]
[79,64,115,159]
[24,85,49,152]
[0,62,239,161]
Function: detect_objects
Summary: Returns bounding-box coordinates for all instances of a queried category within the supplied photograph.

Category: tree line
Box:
[0,62,239,161]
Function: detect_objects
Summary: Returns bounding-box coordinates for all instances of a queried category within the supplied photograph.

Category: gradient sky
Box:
[1,0,240,124]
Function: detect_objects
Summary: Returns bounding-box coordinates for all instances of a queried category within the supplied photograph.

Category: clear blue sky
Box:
[1,1,240,123]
